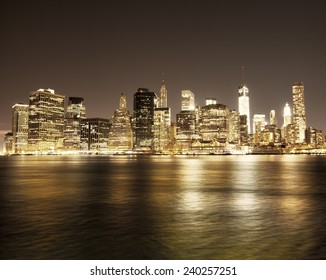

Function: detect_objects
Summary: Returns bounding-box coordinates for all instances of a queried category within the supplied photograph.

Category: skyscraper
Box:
[108,93,133,152]
[176,90,200,152]
[28,88,65,152]
[159,80,168,108]
[269,110,277,126]
[181,90,195,111]
[292,82,306,143]
[238,85,251,134]
[154,80,171,152]
[64,97,86,150]
[283,102,292,127]
[80,118,110,151]
[133,88,157,150]
[12,103,29,154]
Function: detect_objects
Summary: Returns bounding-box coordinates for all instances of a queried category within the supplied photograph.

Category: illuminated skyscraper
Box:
[292,82,306,143]
[108,93,133,152]
[12,103,29,153]
[64,97,86,150]
[4,132,14,155]
[238,85,251,134]
[253,114,265,144]
[154,80,171,152]
[133,88,157,150]
[176,90,199,151]
[269,110,277,126]
[159,80,168,108]
[80,118,110,151]
[28,88,65,152]
[199,103,230,144]
[283,102,292,127]
[181,90,195,111]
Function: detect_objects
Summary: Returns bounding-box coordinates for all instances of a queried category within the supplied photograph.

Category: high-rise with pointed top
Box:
[238,67,251,134]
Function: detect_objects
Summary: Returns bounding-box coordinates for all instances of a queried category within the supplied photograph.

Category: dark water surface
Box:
[1,155,326,260]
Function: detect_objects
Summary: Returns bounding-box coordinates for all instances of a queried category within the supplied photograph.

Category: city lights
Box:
[2,81,325,156]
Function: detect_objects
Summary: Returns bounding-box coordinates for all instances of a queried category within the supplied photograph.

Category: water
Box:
[1,155,326,260]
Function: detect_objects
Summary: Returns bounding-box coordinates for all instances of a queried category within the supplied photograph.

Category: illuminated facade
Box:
[133,88,157,150]
[199,104,229,144]
[159,80,168,108]
[253,114,266,144]
[238,85,251,134]
[64,97,86,150]
[153,81,171,152]
[228,110,240,144]
[28,88,65,152]
[80,118,110,151]
[4,132,14,155]
[269,110,277,126]
[181,90,195,111]
[176,90,199,151]
[292,82,306,143]
[205,98,217,105]
[108,93,133,152]
[305,127,325,148]
[12,103,29,154]
[283,102,292,127]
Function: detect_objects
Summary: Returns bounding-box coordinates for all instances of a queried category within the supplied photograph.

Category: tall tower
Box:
[108,93,133,152]
[292,82,306,143]
[154,80,171,152]
[12,103,29,154]
[64,97,86,150]
[159,80,168,108]
[28,88,65,152]
[181,90,195,111]
[269,110,277,126]
[133,88,157,150]
[238,67,251,134]
[283,102,292,127]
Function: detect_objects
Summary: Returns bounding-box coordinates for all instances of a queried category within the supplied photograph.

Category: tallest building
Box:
[292,82,306,143]
[238,84,251,134]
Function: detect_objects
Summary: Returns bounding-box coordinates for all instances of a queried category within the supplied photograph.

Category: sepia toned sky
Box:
[1,0,325,148]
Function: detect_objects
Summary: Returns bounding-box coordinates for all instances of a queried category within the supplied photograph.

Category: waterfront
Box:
[0,155,326,259]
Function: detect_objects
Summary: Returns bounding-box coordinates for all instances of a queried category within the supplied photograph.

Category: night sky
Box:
[1,0,325,148]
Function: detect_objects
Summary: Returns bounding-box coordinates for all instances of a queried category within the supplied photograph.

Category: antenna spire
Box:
[241,66,245,85]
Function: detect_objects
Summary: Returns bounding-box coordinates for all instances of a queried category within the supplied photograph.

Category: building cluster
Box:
[3,81,325,155]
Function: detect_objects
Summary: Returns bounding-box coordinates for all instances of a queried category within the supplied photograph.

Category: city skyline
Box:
[1,1,326,148]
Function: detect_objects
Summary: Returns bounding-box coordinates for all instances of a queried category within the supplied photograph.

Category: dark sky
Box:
[1,0,325,148]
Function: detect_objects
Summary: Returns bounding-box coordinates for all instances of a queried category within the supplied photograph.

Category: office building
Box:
[238,85,251,134]
[28,88,65,152]
[64,97,86,150]
[133,88,157,150]
[283,102,292,127]
[181,90,195,111]
[253,114,266,144]
[12,103,29,154]
[292,82,306,143]
[4,132,14,155]
[80,118,110,151]
[108,93,133,152]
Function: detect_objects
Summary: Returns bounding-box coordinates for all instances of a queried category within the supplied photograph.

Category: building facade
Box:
[108,93,133,152]
[28,88,65,152]
[292,82,306,144]
[133,88,157,150]
[80,118,110,151]
[64,97,86,150]
[12,103,29,154]
[238,85,251,134]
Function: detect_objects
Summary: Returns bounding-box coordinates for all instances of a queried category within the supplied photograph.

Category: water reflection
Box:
[0,155,326,259]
